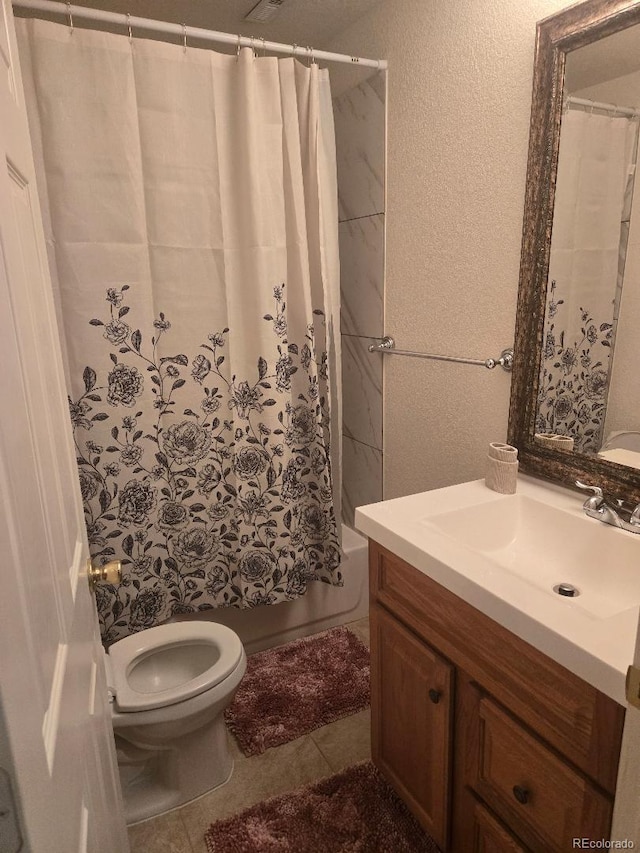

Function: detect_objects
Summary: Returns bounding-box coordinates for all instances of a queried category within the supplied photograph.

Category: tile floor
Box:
[127,616,371,853]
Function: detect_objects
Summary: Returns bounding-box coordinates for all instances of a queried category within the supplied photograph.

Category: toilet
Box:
[105,621,247,825]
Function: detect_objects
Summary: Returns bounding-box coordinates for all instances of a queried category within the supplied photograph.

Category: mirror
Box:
[537,24,640,462]
[508,0,640,503]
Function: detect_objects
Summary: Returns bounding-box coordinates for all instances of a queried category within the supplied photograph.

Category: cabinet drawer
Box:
[472,697,613,853]
[472,800,526,853]
[370,541,624,793]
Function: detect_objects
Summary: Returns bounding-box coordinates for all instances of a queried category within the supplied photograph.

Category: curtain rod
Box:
[12,0,387,70]
[566,95,639,118]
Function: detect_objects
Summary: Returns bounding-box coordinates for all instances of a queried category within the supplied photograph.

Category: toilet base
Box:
[116,712,234,825]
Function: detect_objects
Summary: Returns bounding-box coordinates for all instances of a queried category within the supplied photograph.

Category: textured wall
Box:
[326,0,576,499]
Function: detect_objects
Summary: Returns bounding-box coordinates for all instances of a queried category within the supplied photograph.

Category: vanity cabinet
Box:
[369,540,626,853]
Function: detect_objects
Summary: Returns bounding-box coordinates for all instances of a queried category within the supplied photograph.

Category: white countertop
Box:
[355,474,638,705]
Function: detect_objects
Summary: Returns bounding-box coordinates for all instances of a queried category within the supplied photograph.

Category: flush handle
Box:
[87,558,122,591]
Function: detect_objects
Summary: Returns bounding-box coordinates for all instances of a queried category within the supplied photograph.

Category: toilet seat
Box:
[106,622,244,712]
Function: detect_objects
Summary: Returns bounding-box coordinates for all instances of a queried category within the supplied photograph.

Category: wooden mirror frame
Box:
[508,0,640,503]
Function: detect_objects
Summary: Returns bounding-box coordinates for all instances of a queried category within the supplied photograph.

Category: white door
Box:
[611,625,640,845]
[0,1,129,850]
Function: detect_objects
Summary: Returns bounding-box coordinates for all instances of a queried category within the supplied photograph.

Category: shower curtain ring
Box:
[182,23,187,53]
[291,43,297,59]
[126,13,132,44]
[261,36,266,58]
[66,1,73,34]
[250,36,256,58]
[236,33,242,59]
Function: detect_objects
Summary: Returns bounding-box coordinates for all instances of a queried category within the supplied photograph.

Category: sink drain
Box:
[553,582,580,598]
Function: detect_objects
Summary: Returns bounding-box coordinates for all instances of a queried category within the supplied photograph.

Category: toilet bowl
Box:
[106,621,247,825]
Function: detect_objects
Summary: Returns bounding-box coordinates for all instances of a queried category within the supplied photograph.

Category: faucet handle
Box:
[575,480,603,498]
[575,480,605,509]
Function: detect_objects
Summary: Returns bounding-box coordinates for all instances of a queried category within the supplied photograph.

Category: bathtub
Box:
[178,525,369,655]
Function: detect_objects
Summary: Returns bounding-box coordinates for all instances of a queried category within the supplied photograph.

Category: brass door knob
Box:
[87,558,122,591]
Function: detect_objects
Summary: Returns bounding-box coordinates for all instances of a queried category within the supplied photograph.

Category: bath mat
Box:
[224,626,369,756]
[204,761,439,852]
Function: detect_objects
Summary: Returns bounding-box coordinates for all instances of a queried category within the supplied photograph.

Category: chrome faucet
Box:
[575,481,640,533]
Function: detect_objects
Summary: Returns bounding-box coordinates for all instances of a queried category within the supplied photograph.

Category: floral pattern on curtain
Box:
[536,280,612,454]
[71,282,340,642]
[18,19,343,642]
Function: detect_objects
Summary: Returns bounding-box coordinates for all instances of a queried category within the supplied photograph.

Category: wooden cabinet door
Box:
[371,603,453,850]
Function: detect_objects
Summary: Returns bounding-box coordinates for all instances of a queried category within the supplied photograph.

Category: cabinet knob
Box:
[512,785,529,805]
[428,688,441,704]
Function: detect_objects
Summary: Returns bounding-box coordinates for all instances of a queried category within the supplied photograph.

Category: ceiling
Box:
[15,0,384,53]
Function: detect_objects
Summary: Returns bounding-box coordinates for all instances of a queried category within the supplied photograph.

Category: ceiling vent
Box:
[244,0,286,23]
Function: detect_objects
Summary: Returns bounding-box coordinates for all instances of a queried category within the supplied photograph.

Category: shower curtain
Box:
[537,108,638,453]
[17,19,343,643]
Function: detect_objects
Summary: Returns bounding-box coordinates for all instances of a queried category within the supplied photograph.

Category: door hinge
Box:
[626,664,640,710]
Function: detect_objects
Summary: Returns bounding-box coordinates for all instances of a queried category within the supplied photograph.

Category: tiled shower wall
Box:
[333,72,386,527]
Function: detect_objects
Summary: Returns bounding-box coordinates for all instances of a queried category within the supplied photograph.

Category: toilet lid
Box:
[106,622,244,712]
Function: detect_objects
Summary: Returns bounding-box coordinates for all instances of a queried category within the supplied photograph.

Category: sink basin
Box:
[423,494,640,619]
[355,475,640,704]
